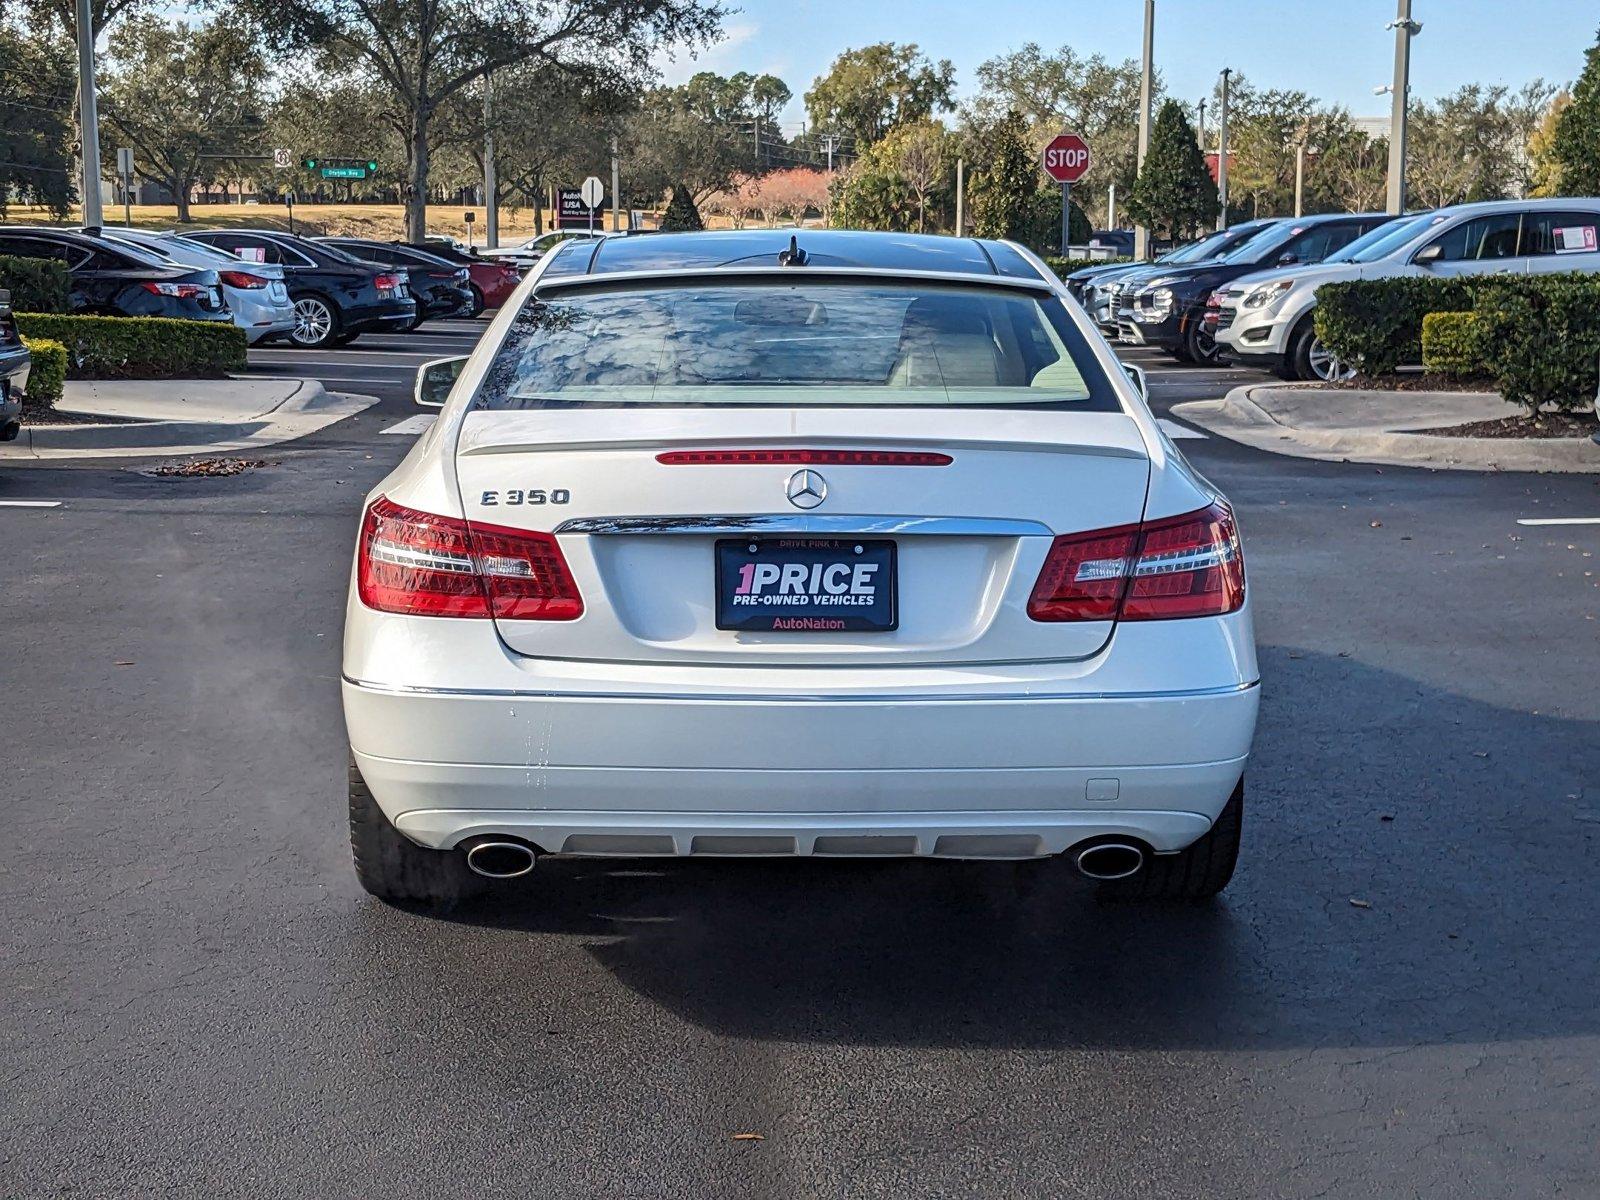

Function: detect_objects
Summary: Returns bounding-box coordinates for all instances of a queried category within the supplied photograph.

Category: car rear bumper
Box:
[343,629,1258,857]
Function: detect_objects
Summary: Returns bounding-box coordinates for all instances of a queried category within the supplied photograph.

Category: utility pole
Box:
[1197,98,1206,151]
[1133,0,1155,259]
[1107,182,1117,231]
[1385,0,1421,214]
[611,136,621,232]
[1217,68,1232,231]
[1294,143,1306,217]
[483,72,498,249]
[955,157,965,236]
[75,0,103,228]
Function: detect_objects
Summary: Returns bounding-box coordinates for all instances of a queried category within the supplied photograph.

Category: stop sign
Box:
[1042,134,1092,184]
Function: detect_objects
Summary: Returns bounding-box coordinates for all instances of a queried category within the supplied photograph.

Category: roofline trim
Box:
[533,265,1056,293]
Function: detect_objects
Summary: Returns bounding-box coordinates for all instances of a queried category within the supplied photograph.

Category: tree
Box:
[0,25,76,218]
[660,183,704,230]
[967,42,1154,225]
[1528,92,1571,197]
[264,72,400,203]
[1553,27,1600,193]
[1126,100,1217,240]
[701,173,764,228]
[889,119,950,232]
[828,119,951,232]
[968,111,1035,242]
[627,81,760,206]
[1316,123,1389,213]
[99,15,268,221]
[223,0,723,240]
[752,168,826,226]
[804,43,955,147]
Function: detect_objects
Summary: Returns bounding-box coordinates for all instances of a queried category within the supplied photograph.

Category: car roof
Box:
[578,229,1047,281]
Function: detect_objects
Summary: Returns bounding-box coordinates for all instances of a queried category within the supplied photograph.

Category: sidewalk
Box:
[0,377,377,461]
[1173,384,1600,474]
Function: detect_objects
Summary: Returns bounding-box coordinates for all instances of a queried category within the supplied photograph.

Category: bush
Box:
[660,184,704,232]
[1042,256,1131,282]
[20,336,67,406]
[1421,311,1488,380]
[1471,273,1600,414]
[0,255,70,313]
[13,313,246,379]
[1314,276,1474,377]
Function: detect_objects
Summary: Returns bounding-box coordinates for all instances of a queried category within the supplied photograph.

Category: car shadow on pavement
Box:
[415,646,1599,1052]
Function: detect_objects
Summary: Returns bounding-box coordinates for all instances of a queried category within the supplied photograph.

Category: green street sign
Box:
[301,156,380,180]
[321,166,367,179]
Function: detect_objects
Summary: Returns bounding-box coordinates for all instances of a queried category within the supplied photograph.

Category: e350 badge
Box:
[480,488,571,506]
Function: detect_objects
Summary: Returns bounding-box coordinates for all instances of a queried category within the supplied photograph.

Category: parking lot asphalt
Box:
[2,323,1597,1199]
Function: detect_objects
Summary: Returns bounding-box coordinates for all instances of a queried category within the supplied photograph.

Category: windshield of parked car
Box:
[474,280,1122,411]
[1218,221,1307,265]
[1336,212,1447,263]
[1165,229,1242,264]
[149,236,237,266]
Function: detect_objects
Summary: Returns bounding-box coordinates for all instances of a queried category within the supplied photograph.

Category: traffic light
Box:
[366,161,378,173]
[302,157,318,170]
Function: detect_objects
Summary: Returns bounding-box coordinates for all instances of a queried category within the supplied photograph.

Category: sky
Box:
[656,0,1597,131]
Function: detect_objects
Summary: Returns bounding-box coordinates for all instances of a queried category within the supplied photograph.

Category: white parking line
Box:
[0,500,62,508]
[1157,419,1207,440]
[381,415,436,435]
[1516,517,1600,526]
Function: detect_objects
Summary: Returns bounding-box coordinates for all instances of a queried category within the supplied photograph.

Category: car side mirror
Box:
[415,355,467,408]
[1276,252,1299,265]
[1413,243,1443,266]
[1123,363,1148,399]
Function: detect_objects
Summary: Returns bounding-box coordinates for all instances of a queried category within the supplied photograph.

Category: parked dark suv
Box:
[0,289,26,442]
[0,227,230,323]
[179,229,416,348]
[314,238,474,329]
[1118,212,1394,364]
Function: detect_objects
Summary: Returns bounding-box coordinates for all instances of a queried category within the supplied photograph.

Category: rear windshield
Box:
[474,280,1122,411]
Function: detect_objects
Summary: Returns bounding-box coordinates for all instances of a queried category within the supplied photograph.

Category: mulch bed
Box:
[20,400,141,427]
[1413,411,1599,440]
[147,458,275,478]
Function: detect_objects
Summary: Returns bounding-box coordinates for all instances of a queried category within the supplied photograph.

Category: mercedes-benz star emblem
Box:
[785,469,827,509]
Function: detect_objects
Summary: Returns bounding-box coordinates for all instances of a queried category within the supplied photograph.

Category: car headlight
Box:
[1134,286,1174,322]
[1242,279,1295,313]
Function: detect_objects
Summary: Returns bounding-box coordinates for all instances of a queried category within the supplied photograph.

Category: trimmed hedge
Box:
[1314,276,1473,377]
[20,336,67,406]
[0,255,70,313]
[1471,273,1600,414]
[14,313,246,380]
[1043,256,1132,282]
[1420,311,1487,381]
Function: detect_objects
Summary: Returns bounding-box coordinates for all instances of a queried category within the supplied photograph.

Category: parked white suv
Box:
[1213,199,1600,380]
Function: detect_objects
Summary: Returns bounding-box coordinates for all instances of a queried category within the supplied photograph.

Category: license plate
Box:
[716,538,897,632]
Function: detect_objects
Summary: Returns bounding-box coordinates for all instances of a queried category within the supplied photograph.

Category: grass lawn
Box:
[4,203,643,242]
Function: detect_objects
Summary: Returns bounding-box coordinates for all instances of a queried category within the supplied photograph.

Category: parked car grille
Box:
[1215,309,1236,331]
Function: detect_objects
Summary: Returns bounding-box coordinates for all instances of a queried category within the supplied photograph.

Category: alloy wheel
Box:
[1307,336,1355,382]
[292,298,334,347]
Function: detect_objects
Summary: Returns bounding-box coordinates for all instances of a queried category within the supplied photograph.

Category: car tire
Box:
[1289,318,1352,382]
[467,285,486,318]
[1096,781,1243,902]
[348,754,482,909]
[289,294,341,349]
[1183,318,1222,367]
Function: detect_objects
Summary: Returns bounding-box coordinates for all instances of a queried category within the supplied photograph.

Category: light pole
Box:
[483,73,498,249]
[1385,1,1421,214]
[1293,143,1306,217]
[1134,0,1154,258]
[1196,98,1206,151]
[1217,68,1231,231]
[75,0,103,228]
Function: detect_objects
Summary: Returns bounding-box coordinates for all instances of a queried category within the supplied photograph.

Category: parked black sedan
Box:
[313,238,474,329]
[0,227,231,323]
[177,229,416,348]
[1117,211,1393,364]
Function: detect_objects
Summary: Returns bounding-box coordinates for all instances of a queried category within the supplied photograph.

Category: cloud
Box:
[654,20,761,86]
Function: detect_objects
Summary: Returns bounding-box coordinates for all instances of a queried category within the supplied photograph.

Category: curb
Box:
[1173,385,1600,475]
[1,380,377,461]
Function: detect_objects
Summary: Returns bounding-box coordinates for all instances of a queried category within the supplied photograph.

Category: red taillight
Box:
[357,497,582,621]
[656,449,952,466]
[217,270,267,289]
[374,273,402,291]
[1028,502,1244,623]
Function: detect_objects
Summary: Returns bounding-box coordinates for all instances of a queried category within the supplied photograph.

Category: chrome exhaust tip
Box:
[1074,841,1146,881]
[464,839,537,879]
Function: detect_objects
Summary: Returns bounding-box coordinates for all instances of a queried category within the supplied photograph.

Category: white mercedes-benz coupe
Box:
[342,230,1259,908]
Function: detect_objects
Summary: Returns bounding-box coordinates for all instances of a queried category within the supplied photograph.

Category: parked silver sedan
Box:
[103,228,297,345]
